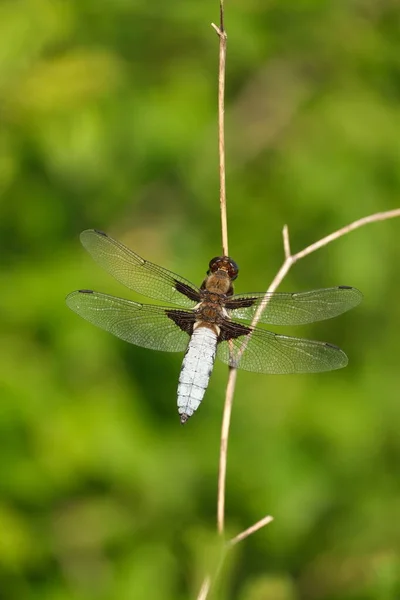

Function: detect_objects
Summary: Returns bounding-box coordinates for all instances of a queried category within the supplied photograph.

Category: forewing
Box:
[80,229,200,307]
[66,290,191,352]
[226,286,362,326]
[217,323,348,374]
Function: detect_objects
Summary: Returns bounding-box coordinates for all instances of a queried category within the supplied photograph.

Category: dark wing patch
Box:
[224,297,257,309]
[173,280,202,303]
[217,320,348,374]
[166,310,196,336]
[217,319,252,342]
[226,287,363,326]
[66,290,191,352]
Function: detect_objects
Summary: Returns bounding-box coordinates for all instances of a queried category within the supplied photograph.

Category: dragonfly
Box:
[66,230,362,424]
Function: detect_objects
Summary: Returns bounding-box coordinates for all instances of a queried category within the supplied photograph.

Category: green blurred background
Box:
[1,0,400,598]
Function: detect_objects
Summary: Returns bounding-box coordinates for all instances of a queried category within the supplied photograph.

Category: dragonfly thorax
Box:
[203,271,233,295]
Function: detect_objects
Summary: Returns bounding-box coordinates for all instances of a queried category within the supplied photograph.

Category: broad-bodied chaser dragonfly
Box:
[66,230,362,423]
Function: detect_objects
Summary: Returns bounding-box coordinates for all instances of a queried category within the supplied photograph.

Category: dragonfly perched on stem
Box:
[66,230,362,423]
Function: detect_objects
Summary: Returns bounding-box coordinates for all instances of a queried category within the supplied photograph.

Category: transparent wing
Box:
[217,323,348,374]
[79,229,200,307]
[226,286,362,326]
[66,290,191,352]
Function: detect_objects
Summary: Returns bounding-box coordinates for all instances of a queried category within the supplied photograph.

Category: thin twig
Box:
[217,367,237,534]
[212,0,232,538]
[212,0,229,256]
[196,5,231,598]
[292,209,400,263]
[196,515,273,600]
[196,577,211,600]
[283,224,291,259]
[228,515,274,547]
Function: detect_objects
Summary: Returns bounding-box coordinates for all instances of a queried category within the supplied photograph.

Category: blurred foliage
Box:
[1,0,400,598]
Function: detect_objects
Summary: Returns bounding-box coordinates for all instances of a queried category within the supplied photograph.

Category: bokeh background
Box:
[1,0,400,599]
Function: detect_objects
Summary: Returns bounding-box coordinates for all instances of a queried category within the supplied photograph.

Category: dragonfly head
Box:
[207,256,239,281]
[203,256,239,295]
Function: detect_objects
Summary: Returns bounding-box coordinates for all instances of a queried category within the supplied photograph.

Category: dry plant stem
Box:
[196,516,274,600]
[212,2,229,256]
[212,0,231,536]
[202,4,396,600]
[217,366,237,533]
[197,577,211,600]
[196,553,226,600]
[228,515,274,547]
[197,7,231,599]
[216,208,400,549]
[291,208,400,262]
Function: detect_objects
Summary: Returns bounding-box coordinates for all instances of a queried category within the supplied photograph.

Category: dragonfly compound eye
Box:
[208,256,239,279]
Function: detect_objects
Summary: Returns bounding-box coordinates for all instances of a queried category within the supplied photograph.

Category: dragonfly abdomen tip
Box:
[180,413,189,425]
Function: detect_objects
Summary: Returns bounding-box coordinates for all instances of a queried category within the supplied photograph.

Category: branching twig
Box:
[228,515,274,547]
[216,208,400,562]
[200,1,400,599]
[198,208,400,600]
[196,513,274,600]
